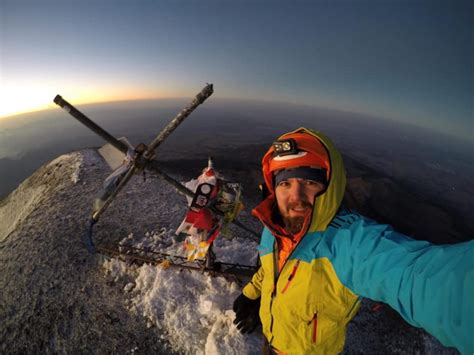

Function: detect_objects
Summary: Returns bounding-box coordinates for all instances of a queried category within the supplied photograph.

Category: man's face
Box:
[275,178,325,234]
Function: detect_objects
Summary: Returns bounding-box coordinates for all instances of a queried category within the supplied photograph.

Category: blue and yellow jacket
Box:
[243,128,473,354]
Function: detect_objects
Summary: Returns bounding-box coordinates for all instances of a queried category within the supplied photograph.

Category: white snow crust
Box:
[103,230,262,355]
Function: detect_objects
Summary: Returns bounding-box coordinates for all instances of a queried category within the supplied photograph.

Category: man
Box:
[233,127,473,354]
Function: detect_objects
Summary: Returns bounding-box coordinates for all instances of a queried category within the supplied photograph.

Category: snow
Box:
[103,229,262,354]
[70,157,83,184]
[46,152,83,185]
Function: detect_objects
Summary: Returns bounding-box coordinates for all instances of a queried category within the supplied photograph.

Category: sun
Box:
[0,81,164,119]
[0,83,57,118]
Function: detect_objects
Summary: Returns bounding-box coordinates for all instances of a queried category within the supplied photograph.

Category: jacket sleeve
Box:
[331,215,474,354]
[243,266,264,300]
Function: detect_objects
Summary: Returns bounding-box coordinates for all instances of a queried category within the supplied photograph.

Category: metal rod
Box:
[144,83,214,157]
[96,244,257,277]
[91,165,138,221]
[53,95,129,154]
[90,84,213,221]
[146,160,261,239]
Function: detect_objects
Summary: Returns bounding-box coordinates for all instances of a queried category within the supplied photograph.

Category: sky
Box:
[0,0,472,140]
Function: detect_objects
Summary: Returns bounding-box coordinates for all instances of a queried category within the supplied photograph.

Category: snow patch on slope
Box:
[103,230,262,354]
[47,152,83,185]
[71,158,82,184]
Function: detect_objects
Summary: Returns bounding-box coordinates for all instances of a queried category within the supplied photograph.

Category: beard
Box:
[283,215,306,234]
[281,201,312,234]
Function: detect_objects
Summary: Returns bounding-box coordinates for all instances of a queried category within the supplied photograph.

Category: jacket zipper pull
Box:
[281,260,300,294]
[308,312,318,343]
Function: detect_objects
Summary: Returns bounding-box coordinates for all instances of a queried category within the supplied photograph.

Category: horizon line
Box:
[0,96,471,144]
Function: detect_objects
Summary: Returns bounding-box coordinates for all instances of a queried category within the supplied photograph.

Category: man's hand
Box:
[233,293,261,334]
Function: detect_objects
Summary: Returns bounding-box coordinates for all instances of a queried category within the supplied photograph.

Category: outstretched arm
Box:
[331,215,473,354]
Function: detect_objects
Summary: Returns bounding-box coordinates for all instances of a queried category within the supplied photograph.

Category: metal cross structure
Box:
[54,84,260,258]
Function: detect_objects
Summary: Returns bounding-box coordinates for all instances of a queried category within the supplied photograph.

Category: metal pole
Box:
[54,95,129,154]
[146,160,260,239]
[91,165,137,221]
[144,84,213,157]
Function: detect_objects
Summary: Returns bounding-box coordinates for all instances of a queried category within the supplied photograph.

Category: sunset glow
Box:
[0,83,56,118]
[1,1,471,139]
[0,82,165,119]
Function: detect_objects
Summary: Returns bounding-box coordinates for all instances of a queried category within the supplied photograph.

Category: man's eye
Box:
[305,180,321,187]
[277,181,290,187]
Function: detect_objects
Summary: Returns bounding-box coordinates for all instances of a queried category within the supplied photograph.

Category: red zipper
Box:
[281,260,300,294]
[309,313,318,343]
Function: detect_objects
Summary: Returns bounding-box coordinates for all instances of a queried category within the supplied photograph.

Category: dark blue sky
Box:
[1,0,472,140]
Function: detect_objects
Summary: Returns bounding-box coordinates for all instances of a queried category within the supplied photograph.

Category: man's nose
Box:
[288,181,306,200]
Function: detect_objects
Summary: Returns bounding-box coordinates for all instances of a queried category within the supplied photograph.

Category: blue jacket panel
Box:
[261,210,473,354]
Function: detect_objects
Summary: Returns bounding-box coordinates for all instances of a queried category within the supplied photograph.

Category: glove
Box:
[233,293,261,334]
